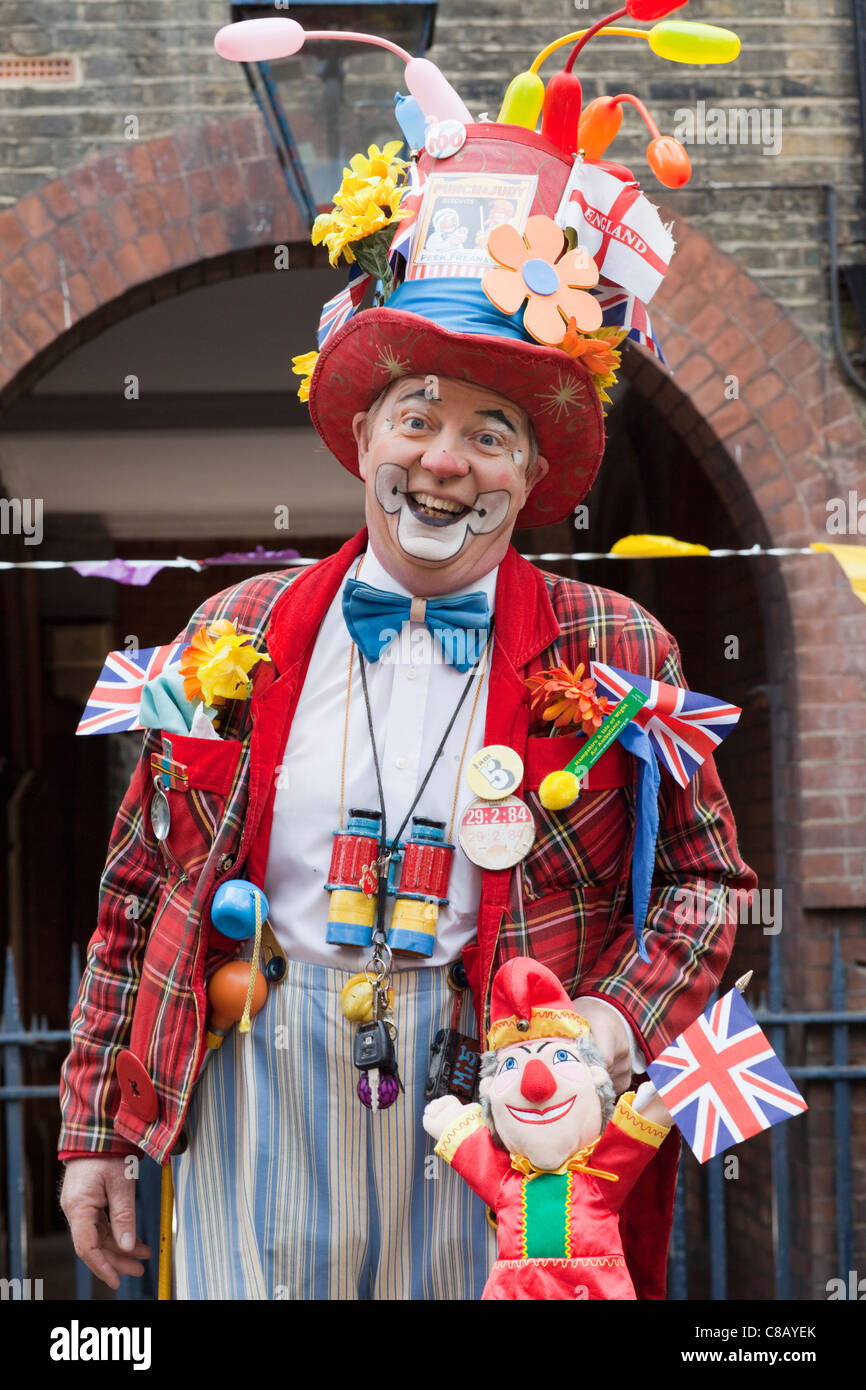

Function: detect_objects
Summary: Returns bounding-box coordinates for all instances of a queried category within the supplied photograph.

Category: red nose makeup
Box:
[520,1058,557,1104]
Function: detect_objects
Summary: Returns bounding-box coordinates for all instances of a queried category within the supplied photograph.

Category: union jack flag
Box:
[589,662,741,787]
[316,263,371,350]
[648,988,808,1163]
[590,282,664,361]
[76,642,181,736]
[388,159,426,276]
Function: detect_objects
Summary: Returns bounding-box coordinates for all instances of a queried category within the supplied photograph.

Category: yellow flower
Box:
[345,141,406,181]
[311,146,410,269]
[292,350,319,403]
[178,619,270,707]
[558,321,628,410]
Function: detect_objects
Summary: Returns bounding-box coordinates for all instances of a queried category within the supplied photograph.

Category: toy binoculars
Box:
[325,811,454,957]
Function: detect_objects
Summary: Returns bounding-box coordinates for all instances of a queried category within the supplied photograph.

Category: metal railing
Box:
[667,930,864,1300]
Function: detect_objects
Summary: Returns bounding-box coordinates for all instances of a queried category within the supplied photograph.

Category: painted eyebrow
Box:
[395,389,432,405]
[476,408,518,434]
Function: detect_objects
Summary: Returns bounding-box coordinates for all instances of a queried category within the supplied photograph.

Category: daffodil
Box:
[179,618,270,707]
[291,350,319,403]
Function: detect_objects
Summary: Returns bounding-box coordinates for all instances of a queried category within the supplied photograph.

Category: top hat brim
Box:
[308,308,605,530]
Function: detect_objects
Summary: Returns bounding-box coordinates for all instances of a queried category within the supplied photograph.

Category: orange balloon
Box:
[208,960,268,1030]
[577,96,623,162]
[647,134,692,188]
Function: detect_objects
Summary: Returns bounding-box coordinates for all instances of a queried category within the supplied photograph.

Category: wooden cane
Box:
[157,1161,174,1300]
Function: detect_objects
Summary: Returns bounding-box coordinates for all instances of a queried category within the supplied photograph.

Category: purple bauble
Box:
[357,1070,400,1110]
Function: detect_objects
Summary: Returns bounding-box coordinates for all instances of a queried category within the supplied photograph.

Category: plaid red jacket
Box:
[59,528,756,1183]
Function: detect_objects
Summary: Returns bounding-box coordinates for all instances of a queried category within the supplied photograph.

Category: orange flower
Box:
[482,214,602,346]
[558,320,628,409]
[525,661,612,736]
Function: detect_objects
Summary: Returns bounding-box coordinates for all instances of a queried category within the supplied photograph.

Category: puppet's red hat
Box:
[488,958,590,1050]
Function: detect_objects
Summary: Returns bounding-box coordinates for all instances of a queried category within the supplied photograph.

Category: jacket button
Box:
[116,1051,158,1123]
[218,854,235,873]
[448,960,469,991]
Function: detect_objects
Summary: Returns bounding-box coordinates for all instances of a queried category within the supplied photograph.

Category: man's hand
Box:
[577,999,635,1094]
[60,1157,152,1290]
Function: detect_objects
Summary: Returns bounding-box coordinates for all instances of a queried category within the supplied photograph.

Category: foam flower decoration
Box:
[292,350,319,403]
[179,618,270,707]
[482,215,602,345]
[559,320,629,408]
[525,661,612,736]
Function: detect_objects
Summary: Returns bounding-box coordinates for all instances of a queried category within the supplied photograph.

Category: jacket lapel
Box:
[241,527,368,883]
[473,548,561,1026]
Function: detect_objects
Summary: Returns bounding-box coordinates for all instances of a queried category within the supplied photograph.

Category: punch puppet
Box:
[59,5,755,1301]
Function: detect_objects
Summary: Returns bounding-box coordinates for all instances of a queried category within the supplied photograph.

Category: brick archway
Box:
[0,114,864,941]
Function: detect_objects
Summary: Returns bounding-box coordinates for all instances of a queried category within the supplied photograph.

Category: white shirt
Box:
[264,541,496,970]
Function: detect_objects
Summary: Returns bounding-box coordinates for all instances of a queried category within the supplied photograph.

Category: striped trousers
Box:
[173,958,495,1299]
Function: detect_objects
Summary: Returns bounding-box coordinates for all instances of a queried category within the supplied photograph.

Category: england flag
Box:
[648,989,808,1164]
[589,662,741,788]
[77,642,181,736]
[555,162,674,305]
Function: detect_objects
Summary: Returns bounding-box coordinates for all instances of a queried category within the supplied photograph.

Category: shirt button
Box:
[395,756,407,769]
[406,668,418,681]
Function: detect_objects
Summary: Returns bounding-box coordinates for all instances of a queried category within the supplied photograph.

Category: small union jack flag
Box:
[76,642,181,736]
[648,988,808,1164]
[388,159,426,276]
[316,263,372,350]
[589,662,741,788]
[590,282,664,361]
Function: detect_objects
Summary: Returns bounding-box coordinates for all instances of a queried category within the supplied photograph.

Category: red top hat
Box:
[309,125,609,530]
[488,958,590,1050]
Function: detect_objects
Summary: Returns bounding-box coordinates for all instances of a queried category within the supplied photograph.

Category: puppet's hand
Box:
[633,1080,674,1130]
[422,1094,468,1141]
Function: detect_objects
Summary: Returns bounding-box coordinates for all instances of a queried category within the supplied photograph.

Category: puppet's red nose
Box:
[520,1058,557,1104]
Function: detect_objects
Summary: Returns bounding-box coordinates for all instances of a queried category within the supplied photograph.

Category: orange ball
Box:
[208,961,268,1030]
[647,135,692,189]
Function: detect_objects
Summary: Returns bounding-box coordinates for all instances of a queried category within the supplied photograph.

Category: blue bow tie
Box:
[342,578,490,672]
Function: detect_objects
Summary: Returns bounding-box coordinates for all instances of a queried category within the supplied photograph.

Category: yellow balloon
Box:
[539,770,581,811]
[611,533,710,558]
[498,70,544,129]
[649,21,741,65]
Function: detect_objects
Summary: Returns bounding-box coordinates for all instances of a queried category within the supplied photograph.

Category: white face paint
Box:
[374,462,511,561]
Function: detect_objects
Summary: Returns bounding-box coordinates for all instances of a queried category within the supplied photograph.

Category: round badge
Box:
[466,744,524,802]
[424,119,467,160]
[458,795,535,869]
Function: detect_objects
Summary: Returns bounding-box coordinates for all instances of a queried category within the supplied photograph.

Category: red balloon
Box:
[647,135,692,188]
[541,70,583,156]
[626,0,689,19]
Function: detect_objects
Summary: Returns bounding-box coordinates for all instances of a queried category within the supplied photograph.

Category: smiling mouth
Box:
[505,1096,576,1125]
[406,491,474,526]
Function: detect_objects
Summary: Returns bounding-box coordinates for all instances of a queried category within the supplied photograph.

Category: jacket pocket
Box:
[152,730,243,881]
[521,735,634,900]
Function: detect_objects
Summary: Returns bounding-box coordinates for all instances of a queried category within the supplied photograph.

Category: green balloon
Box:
[649,20,741,65]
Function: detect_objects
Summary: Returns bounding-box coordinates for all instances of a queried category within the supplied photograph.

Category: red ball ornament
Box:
[626,0,689,20]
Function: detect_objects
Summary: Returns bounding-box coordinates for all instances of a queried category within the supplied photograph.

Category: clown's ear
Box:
[478,1074,493,1099]
[588,1064,610,1089]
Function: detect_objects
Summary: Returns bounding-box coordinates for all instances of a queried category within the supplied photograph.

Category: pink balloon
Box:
[405,58,472,124]
[213,18,305,62]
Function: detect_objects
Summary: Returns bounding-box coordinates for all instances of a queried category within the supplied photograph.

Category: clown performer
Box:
[58,12,755,1300]
[424,958,676,1301]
